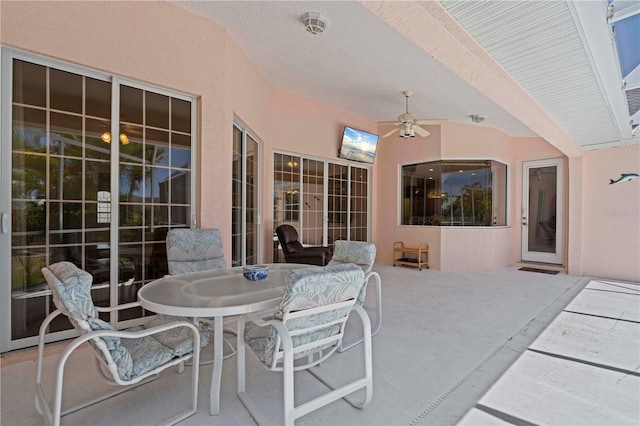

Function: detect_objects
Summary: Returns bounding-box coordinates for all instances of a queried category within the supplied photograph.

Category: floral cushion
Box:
[327,240,376,304]
[123,327,177,378]
[144,314,209,353]
[166,228,227,275]
[41,262,98,328]
[41,263,136,380]
[245,263,364,367]
[87,318,134,380]
[42,262,198,381]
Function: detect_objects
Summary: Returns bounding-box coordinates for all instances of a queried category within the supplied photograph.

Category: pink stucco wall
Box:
[582,145,640,281]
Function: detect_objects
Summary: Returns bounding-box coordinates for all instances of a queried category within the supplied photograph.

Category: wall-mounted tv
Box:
[338,126,379,164]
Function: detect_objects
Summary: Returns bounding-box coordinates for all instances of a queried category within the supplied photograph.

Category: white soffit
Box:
[441,1,629,149]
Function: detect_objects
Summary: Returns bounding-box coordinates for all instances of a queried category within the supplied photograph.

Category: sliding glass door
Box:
[232,119,260,266]
[272,152,370,262]
[0,50,196,352]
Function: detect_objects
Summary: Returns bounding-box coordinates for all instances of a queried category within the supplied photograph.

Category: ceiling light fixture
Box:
[470,114,485,123]
[101,132,130,145]
[303,12,329,35]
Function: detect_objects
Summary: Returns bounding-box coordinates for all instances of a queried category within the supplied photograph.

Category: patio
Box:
[3,263,637,425]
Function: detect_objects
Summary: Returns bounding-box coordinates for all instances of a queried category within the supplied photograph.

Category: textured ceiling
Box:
[173,0,638,151]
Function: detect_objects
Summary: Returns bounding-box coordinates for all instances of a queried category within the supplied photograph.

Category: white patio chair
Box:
[327,240,381,351]
[237,264,373,425]
[158,228,237,360]
[35,261,201,426]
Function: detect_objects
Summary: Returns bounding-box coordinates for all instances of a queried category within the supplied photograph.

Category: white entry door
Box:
[521,158,564,264]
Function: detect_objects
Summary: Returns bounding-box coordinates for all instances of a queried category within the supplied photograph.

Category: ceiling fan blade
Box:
[413,125,431,137]
[379,121,401,125]
[382,127,400,138]
[414,119,448,125]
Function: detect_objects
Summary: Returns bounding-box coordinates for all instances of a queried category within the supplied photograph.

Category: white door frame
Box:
[521,158,564,264]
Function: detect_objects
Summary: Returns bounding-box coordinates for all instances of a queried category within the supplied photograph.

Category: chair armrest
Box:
[285,251,328,266]
[241,312,274,328]
[95,301,141,312]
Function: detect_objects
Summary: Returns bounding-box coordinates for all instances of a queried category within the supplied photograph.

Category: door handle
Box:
[1,212,8,233]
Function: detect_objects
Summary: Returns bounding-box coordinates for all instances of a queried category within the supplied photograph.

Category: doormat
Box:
[519,267,559,275]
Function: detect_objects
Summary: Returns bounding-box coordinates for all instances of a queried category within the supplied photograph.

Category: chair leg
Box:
[282,346,296,426]
[339,272,382,353]
[308,305,373,409]
[236,317,272,426]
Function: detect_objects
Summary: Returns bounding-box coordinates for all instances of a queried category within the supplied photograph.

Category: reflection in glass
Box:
[50,112,82,157]
[85,118,111,160]
[86,78,111,119]
[350,167,368,241]
[146,129,169,166]
[119,124,144,163]
[12,107,47,153]
[401,160,506,227]
[232,126,242,266]
[120,86,143,125]
[145,91,169,128]
[119,164,145,201]
[171,98,191,133]
[13,60,46,107]
[328,163,347,244]
[50,68,82,113]
[528,166,557,253]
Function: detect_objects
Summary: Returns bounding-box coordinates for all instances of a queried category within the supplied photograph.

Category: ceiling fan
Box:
[381,91,448,138]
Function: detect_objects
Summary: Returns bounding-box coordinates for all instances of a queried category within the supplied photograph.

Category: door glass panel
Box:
[232,126,242,266]
[273,153,301,262]
[528,166,557,253]
[350,166,368,241]
[118,85,192,301]
[232,124,260,266]
[246,135,258,265]
[50,69,82,113]
[10,63,112,340]
[13,60,46,107]
[302,159,324,246]
[328,163,348,244]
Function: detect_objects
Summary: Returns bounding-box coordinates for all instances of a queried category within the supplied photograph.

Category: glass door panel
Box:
[273,153,301,262]
[245,135,259,265]
[350,166,369,241]
[328,163,348,244]
[10,60,112,340]
[232,126,242,265]
[118,85,193,311]
[302,159,324,246]
[522,158,564,264]
[232,123,261,266]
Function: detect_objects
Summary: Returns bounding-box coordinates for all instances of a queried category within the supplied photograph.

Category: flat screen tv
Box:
[338,126,379,164]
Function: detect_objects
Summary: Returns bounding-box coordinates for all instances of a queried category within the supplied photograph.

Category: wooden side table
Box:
[393,241,429,271]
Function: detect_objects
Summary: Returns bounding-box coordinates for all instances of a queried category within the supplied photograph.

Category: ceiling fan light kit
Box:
[382,91,449,138]
[302,12,329,35]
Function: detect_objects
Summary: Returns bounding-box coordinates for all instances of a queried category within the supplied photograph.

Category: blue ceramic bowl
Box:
[242,265,269,281]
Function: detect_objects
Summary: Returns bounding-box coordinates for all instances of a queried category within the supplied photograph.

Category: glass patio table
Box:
[138,263,309,415]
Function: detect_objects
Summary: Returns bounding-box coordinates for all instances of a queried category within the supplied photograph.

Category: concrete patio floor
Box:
[1,264,638,425]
